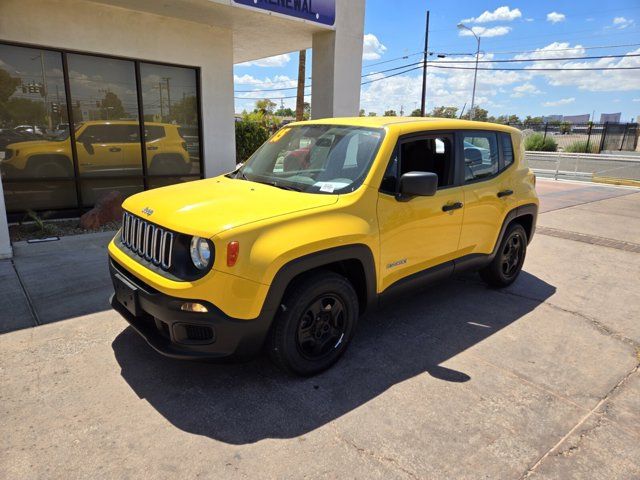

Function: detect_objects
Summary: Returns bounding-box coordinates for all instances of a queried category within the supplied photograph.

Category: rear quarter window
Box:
[145,126,166,141]
[501,133,514,167]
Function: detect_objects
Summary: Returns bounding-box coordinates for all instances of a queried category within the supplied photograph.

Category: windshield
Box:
[236,125,384,194]
[52,122,84,141]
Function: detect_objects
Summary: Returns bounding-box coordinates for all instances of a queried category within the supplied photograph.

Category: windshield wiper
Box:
[261,181,303,192]
[235,169,248,180]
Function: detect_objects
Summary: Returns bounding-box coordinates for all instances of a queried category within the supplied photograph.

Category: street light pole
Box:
[457,23,481,120]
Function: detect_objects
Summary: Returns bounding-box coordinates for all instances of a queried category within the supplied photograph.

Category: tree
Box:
[303,102,311,120]
[429,106,458,118]
[275,107,295,117]
[169,95,198,125]
[3,98,46,125]
[383,110,397,117]
[99,91,126,120]
[410,109,422,117]
[359,109,366,117]
[0,68,20,104]
[254,99,276,115]
[295,50,306,121]
[461,106,488,122]
[368,112,378,117]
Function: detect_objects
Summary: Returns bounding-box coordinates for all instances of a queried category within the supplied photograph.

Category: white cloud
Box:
[237,54,291,68]
[234,74,295,87]
[632,98,640,102]
[511,83,542,97]
[459,26,512,38]
[516,43,640,93]
[362,33,387,61]
[613,17,634,29]
[546,12,566,23]
[462,6,521,24]
[543,97,575,107]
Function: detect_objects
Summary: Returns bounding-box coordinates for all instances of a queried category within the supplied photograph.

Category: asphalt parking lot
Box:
[1,178,639,479]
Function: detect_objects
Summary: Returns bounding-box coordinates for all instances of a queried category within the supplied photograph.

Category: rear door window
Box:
[462,132,499,183]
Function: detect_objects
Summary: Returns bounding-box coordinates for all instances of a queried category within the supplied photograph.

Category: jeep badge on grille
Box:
[142,207,154,216]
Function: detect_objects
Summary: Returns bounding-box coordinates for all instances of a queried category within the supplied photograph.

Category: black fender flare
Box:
[489,203,538,261]
[261,244,378,316]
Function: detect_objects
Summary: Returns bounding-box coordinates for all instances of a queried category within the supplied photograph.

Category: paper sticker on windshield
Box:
[320,183,335,193]
[269,128,291,143]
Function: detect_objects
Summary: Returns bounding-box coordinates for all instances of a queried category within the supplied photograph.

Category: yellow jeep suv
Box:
[1,120,190,178]
[108,117,538,375]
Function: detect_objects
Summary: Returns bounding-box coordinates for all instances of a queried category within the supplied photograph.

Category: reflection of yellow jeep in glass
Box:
[1,120,190,178]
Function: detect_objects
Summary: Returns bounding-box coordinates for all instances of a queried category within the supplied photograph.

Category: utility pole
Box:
[420,11,430,117]
[163,77,172,117]
[296,50,306,121]
[158,82,164,120]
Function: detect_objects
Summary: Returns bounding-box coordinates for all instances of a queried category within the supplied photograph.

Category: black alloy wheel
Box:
[268,271,359,376]
[480,223,527,288]
[296,294,347,361]
[500,231,523,278]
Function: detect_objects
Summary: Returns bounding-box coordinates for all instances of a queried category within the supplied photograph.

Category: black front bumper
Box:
[109,258,275,360]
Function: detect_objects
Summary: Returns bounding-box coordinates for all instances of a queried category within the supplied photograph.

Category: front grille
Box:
[121,212,173,269]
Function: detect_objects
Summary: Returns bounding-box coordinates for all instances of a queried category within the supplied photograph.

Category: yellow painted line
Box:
[592,176,640,188]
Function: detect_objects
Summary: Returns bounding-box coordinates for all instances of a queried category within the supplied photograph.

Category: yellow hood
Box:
[122,175,339,238]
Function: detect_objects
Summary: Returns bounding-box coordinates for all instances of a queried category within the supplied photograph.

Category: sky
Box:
[233,0,640,122]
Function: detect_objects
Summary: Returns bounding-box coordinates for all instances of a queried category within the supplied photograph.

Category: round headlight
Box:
[190,236,211,270]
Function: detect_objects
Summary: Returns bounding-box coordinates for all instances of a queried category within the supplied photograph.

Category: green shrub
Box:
[235,112,271,164]
[524,133,558,152]
[565,140,598,153]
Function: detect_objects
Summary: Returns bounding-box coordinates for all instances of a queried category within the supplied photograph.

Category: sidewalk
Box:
[1,178,639,479]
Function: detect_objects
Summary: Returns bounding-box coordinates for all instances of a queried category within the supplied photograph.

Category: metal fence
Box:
[506,122,639,153]
[526,151,640,184]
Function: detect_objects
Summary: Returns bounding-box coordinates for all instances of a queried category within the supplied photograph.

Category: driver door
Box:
[75,124,123,175]
[377,133,464,292]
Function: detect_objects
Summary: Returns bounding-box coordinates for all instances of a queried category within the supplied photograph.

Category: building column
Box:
[311,0,365,119]
[0,179,12,259]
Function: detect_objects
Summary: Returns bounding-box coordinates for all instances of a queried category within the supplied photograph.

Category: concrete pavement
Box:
[1,178,639,479]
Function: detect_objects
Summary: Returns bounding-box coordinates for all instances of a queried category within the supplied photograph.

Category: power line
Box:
[235,66,424,100]
[433,53,640,64]
[486,42,640,56]
[429,64,640,71]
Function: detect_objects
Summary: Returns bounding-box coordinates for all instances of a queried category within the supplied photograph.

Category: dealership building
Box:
[0,0,365,258]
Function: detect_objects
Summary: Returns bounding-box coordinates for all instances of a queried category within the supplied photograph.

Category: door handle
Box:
[442,202,463,212]
[498,189,514,198]
[109,147,122,153]
[147,146,158,151]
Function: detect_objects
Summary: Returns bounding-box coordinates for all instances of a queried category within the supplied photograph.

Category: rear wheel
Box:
[480,223,527,288]
[268,271,359,376]
[28,156,72,178]
[149,155,189,175]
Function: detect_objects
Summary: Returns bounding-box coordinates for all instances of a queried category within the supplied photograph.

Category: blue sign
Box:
[233,0,336,26]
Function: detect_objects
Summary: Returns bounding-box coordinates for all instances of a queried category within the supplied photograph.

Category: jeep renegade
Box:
[108,117,538,375]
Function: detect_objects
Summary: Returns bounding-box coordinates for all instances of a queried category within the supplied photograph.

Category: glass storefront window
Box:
[67,54,142,177]
[0,44,75,191]
[0,42,202,217]
[140,63,200,175]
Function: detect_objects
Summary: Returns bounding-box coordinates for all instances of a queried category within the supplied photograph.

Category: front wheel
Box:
[267,271,359,376]
[480,223,527,288]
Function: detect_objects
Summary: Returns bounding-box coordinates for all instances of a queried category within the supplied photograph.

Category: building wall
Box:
[0,0,237,177]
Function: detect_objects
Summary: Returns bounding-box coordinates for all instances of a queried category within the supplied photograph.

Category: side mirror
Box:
[398,171,438,200]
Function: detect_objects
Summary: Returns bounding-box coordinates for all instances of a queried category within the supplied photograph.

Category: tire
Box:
[479,223,527,288]
[267,270,359,376]
[28,156,72,178]
[149,155,189,175]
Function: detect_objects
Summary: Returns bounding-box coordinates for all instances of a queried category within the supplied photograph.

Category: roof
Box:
[289,117,520,134]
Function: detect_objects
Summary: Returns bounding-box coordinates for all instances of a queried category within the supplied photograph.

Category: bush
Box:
[524,133,558,152]
[565,140,598,154]
[235,112,271,164]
